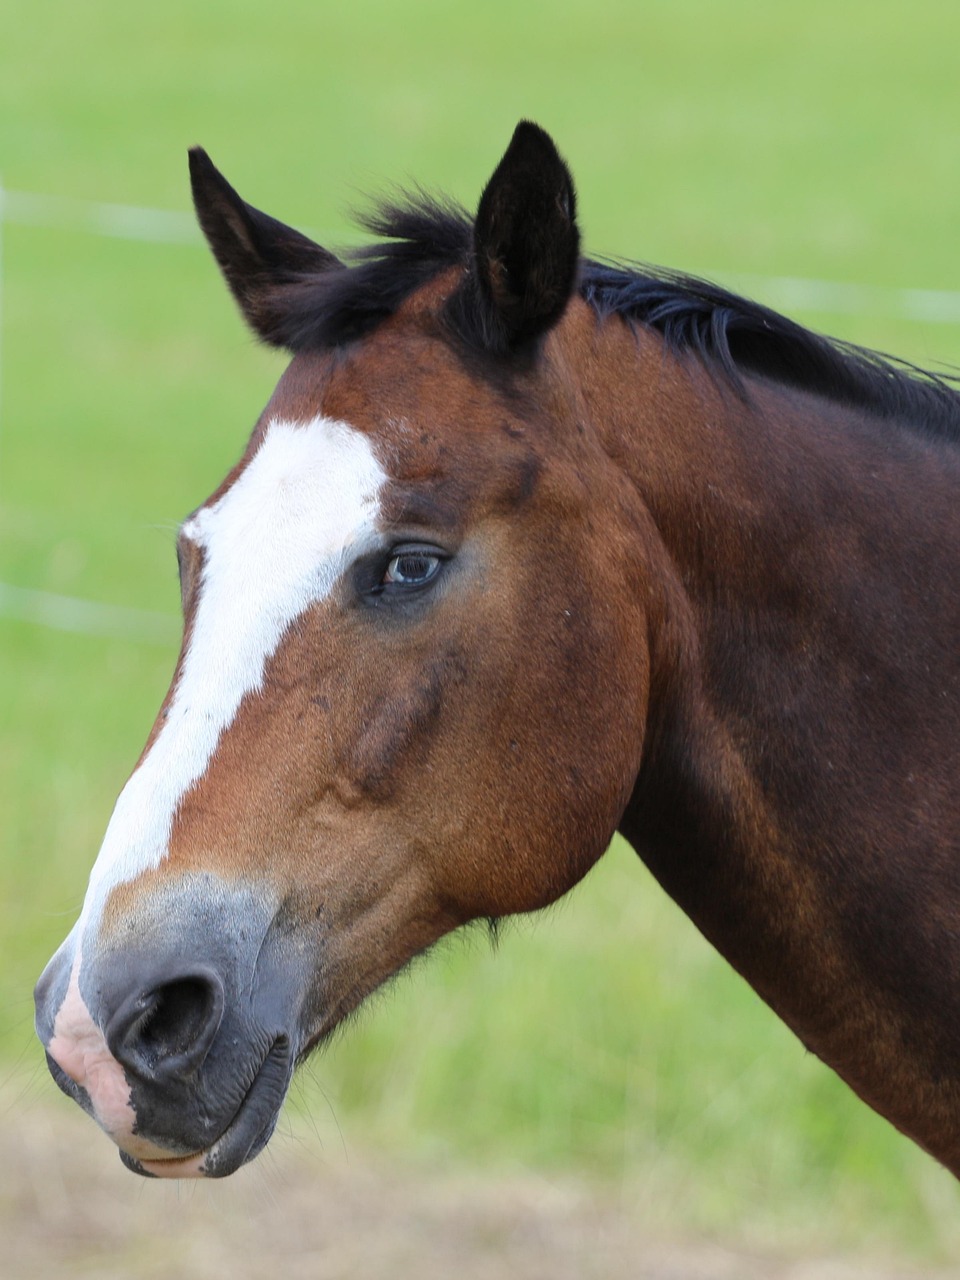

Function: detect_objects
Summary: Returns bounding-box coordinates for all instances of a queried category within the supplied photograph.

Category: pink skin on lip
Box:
[47,952,207,1170]
[138,1151,207,1178]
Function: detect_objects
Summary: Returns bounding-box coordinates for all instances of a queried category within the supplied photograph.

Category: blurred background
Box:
[3,1,960,1273]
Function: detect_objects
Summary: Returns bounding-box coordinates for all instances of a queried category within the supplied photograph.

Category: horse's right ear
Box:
[188,148,341,345]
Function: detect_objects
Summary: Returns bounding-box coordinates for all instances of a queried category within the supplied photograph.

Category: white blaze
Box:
[80,415,386,929]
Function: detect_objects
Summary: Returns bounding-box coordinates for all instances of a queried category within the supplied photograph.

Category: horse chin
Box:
[119,1033,294,1180]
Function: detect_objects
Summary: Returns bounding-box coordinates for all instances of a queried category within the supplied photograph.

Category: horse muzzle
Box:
[34,880,310,1178]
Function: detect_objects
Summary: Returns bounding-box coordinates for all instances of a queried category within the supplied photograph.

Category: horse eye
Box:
[382,550,442,588]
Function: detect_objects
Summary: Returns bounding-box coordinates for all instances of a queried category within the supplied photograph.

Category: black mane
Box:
[278,195,960,443]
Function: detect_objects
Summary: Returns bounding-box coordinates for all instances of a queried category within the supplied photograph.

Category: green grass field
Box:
[4,0,960,1262]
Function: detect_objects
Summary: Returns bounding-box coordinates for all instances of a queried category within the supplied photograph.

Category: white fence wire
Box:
[0,187,199,244]
[0,582,178,644]
[3,185,960,644]
[5,185,960,321]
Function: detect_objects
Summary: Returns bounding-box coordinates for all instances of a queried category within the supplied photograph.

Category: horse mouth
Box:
[120,1035,293,1179]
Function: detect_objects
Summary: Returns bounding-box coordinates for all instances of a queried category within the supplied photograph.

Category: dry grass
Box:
[1,1075,953,1280]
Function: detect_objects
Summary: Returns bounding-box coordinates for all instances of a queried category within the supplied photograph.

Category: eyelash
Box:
[381,550,443,588]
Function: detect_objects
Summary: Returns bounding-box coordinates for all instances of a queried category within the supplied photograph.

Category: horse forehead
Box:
[184,414,387,553]
[278,321,505,438]
[264,325,457,426]
[255,337,549,507]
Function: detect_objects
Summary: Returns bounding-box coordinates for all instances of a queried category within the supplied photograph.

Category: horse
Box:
[34,122,960,1180]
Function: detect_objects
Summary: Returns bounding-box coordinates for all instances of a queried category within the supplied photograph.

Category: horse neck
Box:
[570,317,960,1171]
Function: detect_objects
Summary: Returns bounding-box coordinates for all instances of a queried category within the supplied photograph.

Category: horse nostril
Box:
[138,978,216,1059]
[106,971,225,1080]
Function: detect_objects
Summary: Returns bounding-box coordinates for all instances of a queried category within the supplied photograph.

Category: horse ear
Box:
[188,147,341,345]
[467,121,580,351]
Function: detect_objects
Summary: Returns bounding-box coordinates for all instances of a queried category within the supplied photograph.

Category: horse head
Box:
[34,124,657,1177]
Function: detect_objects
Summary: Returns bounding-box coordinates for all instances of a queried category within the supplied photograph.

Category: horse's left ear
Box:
[463,121,580,352]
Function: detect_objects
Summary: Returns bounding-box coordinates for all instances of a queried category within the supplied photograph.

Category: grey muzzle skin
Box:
[34,879,314,1178]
